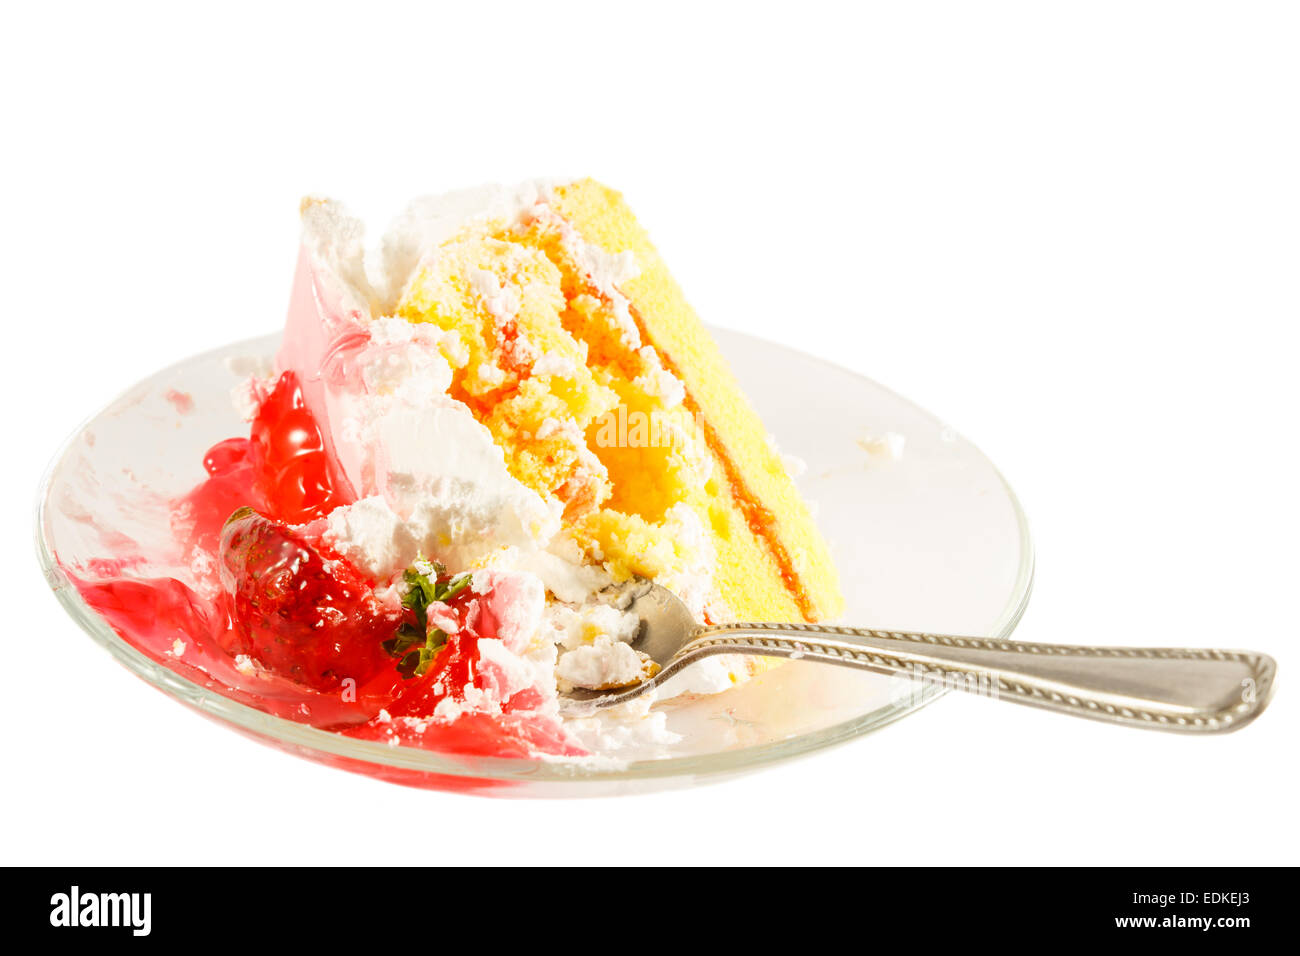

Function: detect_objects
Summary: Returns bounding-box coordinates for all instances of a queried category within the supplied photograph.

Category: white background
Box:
[3,2,1296,866]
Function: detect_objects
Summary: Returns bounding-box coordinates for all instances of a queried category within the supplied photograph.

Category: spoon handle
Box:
[677,623,1276,733]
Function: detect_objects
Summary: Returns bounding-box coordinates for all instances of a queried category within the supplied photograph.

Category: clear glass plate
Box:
[36,329,1033,796]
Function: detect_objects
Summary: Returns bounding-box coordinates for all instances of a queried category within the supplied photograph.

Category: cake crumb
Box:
[858,431,906,461]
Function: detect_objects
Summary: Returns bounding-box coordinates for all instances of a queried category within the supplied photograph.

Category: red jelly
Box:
[248,371,352,524]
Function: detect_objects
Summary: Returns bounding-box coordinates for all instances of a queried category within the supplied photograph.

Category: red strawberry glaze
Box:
[170,370,345,555]
[247,371,354,524]
[67,370,585,762]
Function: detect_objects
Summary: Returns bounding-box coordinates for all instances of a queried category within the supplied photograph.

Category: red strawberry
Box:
[218,507,399,692]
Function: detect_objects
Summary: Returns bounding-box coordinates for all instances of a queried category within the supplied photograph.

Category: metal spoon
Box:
[558,581,1276,733]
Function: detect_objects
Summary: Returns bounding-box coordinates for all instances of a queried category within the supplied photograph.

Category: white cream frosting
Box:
[315,326,560,574]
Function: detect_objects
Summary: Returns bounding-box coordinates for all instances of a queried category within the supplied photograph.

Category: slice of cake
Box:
[280,179,843,638]
[67,178,846,762]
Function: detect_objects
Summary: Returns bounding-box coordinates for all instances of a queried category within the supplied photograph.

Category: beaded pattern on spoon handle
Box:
[675,623,1275,733]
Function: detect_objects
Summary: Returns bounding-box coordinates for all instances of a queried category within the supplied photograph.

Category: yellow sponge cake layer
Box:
[552,181,843,623]
[394,180,843,625]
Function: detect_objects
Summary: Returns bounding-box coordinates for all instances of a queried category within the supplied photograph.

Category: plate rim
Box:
[35,329,1035,786]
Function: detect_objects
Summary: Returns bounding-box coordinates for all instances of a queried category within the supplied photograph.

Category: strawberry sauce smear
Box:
[67,370,585,762]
